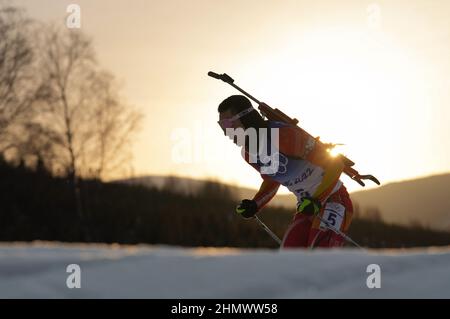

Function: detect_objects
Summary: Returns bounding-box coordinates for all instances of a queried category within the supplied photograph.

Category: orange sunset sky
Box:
[12,0,450,192]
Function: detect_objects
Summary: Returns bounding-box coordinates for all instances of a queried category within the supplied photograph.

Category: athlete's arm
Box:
[252,177,280,209]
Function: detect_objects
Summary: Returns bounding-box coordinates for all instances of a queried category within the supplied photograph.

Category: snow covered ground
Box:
[0,242,449,298]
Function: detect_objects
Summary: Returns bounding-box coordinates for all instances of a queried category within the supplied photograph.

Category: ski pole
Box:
[316,215,365,250]
[254,215,282,245]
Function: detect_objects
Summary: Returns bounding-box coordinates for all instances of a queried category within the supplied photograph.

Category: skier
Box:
[218,95,353,248]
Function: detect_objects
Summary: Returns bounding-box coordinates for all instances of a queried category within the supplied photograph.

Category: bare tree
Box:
[36,26,142,180]
[0,4,142,241]
[80,71,141,180]
[31,25,141,224]
[35,27,95,180]
[0,5,36,153]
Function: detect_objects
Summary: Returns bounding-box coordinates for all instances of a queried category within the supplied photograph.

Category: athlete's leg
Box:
[281,213,312,248]
[308,185,354,248]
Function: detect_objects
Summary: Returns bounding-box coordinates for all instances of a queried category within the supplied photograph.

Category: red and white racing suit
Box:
[243,121,353,248]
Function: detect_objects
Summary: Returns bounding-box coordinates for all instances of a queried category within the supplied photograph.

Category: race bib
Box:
[320,202,345,231]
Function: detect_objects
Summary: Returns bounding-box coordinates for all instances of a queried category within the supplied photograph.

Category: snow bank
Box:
[0,242,448,298]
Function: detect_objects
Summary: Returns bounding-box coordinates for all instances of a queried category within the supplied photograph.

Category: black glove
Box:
[297,197,322,216]
[236,199,258,219]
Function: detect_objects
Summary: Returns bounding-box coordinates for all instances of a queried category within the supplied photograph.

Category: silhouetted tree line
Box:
[2,159,450,249]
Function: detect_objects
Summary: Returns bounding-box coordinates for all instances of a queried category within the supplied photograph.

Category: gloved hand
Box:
[236,199,258,219]
[297,197,322,216]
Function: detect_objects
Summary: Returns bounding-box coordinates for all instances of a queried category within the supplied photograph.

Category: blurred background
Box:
[1,0,450,248]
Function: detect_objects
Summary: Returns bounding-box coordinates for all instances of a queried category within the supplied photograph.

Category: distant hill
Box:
[351,174,450,231]
[119,173,450,231]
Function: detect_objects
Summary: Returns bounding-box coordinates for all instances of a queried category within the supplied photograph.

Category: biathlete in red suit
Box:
[218,95,353,248]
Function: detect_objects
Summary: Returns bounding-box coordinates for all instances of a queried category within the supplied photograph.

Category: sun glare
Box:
[233,26,429,191]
